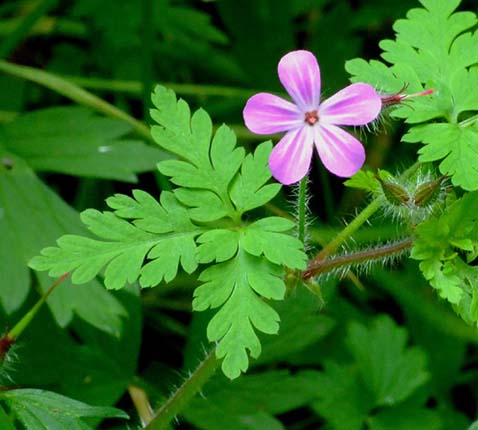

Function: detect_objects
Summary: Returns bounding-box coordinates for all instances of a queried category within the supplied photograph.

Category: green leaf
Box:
[229,141,281,214]
[347,0,478,120]
[152,86,244,221]
[0,206,29,314]
[312,362,372,430]
[344,169,382,193]
[13,288,141,407]
[346,0,478,189]
[184,370,320,430]
[411,192,478,322]
[0,405,14,430]
[174,189,229,222]
[0,389,128,430]
[196,229,239,264]
[1,107,166,182]
[312,316,434,430]
[30,85,299,378]
[194,247,286,379]
[469,420,478,430]
[347,316,429,406]
[404,123,478,191]
[368,397,442,430]
[29,190,201,289]
[257,287,335,366]
[0,151,124,333]
[242,217,306,269]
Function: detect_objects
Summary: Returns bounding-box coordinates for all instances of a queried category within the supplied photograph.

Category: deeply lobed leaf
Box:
[194,220,306,378]
[30,191,201,289]
[31,85,306,378]
[346,0,478,190]
[411,192,478,323]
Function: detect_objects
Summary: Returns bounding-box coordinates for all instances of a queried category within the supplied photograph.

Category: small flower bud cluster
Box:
[377,171,447,225]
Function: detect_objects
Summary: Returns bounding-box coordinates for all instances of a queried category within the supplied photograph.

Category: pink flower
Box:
[243,50,382,185]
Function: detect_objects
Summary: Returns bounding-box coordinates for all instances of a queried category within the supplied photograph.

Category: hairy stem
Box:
[311,199,382,263]
[297,177,308,243]
[144,348,220,430]
[306,162,420,272]
[302,237,414,279]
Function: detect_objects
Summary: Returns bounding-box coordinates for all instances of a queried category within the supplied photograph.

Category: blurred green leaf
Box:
[257,287,335,365]
[0,389,128,430]
[469,420,478,430]
[13,288,140,406]
[0,405,14,430]
[368,396,442,430]
[1,107,166,182]
[184,370,320,430]
[347,315,429,406]
[0,151,125,333]
[312,361,372,430]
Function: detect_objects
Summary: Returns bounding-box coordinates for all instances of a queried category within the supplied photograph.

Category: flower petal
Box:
[269,126,313,185]
[243,93,303,134]
[278,50,321,111]
[314,124,365,177]
[319,83,381,126]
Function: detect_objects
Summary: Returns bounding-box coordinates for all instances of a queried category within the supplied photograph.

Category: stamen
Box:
[381,86,434,106]
[305,110,319,125]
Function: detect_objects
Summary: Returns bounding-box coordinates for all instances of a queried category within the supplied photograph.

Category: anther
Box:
[305,110,319,125]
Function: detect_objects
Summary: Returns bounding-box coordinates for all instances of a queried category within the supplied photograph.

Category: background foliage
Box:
[0,0,477,429]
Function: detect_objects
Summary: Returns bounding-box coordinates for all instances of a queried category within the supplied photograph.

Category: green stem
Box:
[312,198,382,263]
[306,162,420,271]
[144,348,220,430]
[7,273,68,340]
[63,75,259,99]
[0,60,152,142]
[297,177,308,243]
[302,236,414,279]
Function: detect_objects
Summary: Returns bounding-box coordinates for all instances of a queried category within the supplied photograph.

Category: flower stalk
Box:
[302,236,414,279]
[0,273,69,360]
[144,347,220,430]
[297,177,308,244]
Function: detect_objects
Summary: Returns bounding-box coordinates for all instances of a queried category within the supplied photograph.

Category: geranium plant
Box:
[0,0,477,429]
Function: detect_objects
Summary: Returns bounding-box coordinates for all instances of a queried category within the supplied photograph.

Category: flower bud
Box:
[376,176,409,206]
[381,85,434,107]
[413,176,446,207]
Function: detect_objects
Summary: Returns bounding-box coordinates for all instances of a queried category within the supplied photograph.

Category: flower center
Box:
[304,110,319,125]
